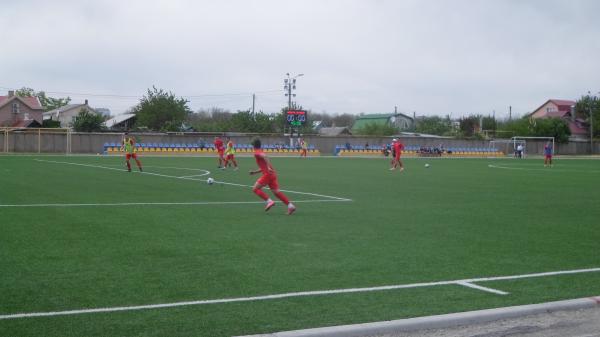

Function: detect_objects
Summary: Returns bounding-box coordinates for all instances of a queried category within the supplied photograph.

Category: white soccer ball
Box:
[425,163,430,168]
[207,177,214,185]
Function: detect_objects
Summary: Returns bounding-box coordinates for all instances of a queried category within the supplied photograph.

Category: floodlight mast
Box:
[284,73,303,112]
[283,73,304,143]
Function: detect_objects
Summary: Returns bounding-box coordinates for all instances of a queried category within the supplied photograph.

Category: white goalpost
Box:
[488,136,554,157]
[512,136,554,157]
[488,139,526,157]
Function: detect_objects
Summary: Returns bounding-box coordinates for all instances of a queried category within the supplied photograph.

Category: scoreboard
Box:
[286,110,307,126]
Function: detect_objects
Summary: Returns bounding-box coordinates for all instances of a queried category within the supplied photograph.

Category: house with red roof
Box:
[529,99,589,139]
[0,91,44,127]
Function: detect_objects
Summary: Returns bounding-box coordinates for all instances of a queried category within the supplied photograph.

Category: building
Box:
[529,99,588,139]
[0,91,44,127]
[318,126,352,136]
[351,112,414,132]
[103,113,136,130]
[95,108,112,118]
[43,100,99,127]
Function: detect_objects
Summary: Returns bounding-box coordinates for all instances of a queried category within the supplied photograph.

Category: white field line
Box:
[0,199,348,208]
[488,164,600,173]
[456,281,509,295]
[34,159,353,202]
[177,174,210,178]
[1,267,599,320]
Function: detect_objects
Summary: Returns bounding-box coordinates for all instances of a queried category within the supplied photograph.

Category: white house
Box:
[43,99,99,127]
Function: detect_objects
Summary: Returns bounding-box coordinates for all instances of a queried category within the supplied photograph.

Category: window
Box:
[12,102,20,114]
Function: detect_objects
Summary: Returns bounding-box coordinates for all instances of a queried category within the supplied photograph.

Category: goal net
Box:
[489,139,526,157]
[489,136,555,157]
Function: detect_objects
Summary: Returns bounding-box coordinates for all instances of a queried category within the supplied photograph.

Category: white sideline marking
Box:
[34,159,352,202]
[0,199,348,208]
[456,281,509,295]
[488,164,600,173]
[1,267,598,320]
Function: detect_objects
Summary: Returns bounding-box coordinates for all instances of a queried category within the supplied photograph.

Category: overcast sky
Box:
[1,0,599,118]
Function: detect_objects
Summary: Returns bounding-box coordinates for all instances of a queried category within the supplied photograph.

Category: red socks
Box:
[273,191,290,205]
[253,188,269,201]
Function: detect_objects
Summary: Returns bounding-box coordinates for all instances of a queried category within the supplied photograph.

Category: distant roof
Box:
[0,95,43,110]
[104,113,136,128]
[399,132,451,138]
[11,119,42,128]
[549,99,576,109]
[43,103,96,116]
[530,99,576,118]
[318,126,352,136]
[352,117,388,130]
[568,120,588,135]
[355,112,414,120]
[352,112,414,131]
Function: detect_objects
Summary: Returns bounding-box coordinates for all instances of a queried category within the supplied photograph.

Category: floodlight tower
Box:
[284,73,303,111]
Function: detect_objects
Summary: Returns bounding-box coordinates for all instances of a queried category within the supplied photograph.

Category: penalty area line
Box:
[0,199,350,208]
[1,267,599,320]
[34,159,353,202]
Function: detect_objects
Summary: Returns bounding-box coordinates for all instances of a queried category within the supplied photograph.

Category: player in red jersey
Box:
[249,138,296,215]
[213,136,225,168]
[390,138,404,171]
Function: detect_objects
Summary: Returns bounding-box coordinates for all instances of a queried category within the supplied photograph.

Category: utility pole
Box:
[509,106,512,121]
[252,94,255,117]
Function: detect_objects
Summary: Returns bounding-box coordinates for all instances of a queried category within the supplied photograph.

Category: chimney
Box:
[85,99,88,105]
[8,90,15,97]
[570,105,576,123]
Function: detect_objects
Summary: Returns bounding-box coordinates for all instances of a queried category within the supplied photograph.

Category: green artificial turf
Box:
[1,155,599,336]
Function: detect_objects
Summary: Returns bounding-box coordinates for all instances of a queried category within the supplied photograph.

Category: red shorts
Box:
[257,174,279,190]
[395,153,401,160]
[226,154,234,160]
[126,153,137,160]
[545,154,552,159]
[218,149,225,158]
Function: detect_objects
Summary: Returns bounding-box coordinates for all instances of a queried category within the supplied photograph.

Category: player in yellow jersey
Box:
[222,137,238,170]
[121,132,143,172]
[300,138,308,158]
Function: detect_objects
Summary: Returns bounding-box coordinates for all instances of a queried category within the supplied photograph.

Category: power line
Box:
[0,86,281,100]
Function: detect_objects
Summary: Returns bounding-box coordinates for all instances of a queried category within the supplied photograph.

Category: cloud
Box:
[1,0,598,117]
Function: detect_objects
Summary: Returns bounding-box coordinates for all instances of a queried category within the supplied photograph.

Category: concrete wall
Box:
[1,131,600,155]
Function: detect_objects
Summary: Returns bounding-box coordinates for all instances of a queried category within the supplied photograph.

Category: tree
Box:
[331,113,356,127]
[229,110,277,133]
[415,116,452,135]
[459,115,480,137]
[15,87,71,111]
[132,87,192,132]
[531,117,571,143]
[496,117,530,138]
[72,108,105,132]
[482,116,497,131]
[575,94,600,137]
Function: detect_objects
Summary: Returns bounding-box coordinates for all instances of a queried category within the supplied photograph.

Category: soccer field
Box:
[1,154,600,337]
